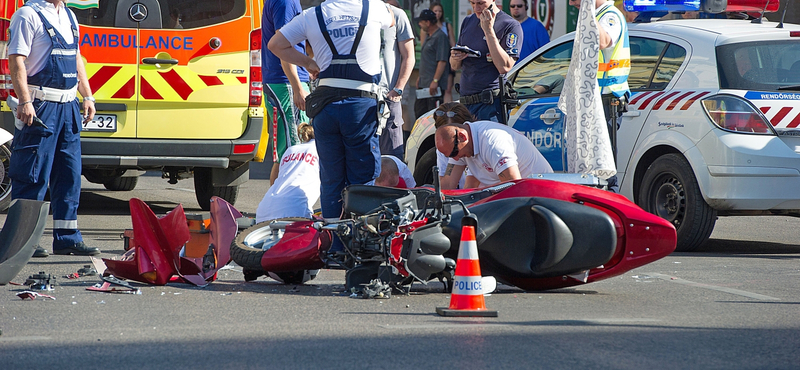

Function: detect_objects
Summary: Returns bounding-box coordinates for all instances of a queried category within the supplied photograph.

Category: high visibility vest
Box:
[597,3,630,98]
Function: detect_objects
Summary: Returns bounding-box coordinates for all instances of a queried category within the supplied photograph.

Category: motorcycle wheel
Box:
[637,153,717,252]
[230,218,317,284]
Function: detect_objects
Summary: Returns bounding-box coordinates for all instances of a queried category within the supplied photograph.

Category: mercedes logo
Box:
[129,3,148,22]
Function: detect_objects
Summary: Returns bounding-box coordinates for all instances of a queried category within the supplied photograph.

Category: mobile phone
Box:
[32,116,48,129]
[488,3,493,11]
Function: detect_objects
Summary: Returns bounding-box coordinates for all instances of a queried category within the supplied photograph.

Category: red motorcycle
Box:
[231,176,676,292]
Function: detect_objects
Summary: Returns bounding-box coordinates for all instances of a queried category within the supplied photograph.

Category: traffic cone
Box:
[436,224,498,317]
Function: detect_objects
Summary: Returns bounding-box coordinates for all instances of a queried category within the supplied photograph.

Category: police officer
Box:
[268,0,394,252]
[7,0,99,257]
[450,0,522,122]
[570,0,630,191]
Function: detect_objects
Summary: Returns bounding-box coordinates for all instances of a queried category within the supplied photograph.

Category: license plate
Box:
[83,114,117,132]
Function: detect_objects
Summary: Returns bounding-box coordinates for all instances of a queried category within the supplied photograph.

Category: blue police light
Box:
[623,0,726,13]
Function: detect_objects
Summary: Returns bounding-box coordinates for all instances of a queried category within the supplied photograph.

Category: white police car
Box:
[405,8,800,252]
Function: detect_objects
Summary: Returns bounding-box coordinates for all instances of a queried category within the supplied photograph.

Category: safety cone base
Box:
[436,307,498,317]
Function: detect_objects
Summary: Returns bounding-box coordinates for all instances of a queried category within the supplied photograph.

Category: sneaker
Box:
[53,242,101,256]
[32,245,49,258]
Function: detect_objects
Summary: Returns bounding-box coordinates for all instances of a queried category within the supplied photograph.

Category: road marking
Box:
[0,336,52,342]
[644,273,780,301]
[380,318,661,330]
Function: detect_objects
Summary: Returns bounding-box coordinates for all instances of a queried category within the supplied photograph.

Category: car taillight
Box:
[702,95,774,134]
[249,29,262,107]
[0,19,12,100]
[233,143,256,154]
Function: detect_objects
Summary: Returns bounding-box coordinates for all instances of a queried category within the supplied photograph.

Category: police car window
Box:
[512,41,573,97]
[651,43,686,90]
[717,41,800,90]
[628,37,667,90]
[158,0,246,29]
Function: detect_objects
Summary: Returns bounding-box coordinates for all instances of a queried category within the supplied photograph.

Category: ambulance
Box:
[0,0,269,210]
[406,0,800,252]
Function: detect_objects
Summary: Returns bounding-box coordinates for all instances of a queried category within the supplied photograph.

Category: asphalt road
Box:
[1,175,799,369]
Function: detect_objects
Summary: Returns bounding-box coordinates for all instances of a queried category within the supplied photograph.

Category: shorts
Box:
[266,83,310,161]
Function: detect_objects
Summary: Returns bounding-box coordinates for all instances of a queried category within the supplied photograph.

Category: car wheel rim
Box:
[651,174,685,227]
[243,225,284,251]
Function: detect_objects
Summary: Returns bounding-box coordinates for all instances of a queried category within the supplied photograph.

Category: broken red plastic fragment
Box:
[102,197,241,287]
[16,291,55,300]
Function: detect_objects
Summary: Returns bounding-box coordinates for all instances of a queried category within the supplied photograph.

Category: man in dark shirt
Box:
[415,9,449,119]
[450,0,522,122]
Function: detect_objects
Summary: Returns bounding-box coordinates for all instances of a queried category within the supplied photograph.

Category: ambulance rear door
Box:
[135,0,250,140]
[70,0,138,139]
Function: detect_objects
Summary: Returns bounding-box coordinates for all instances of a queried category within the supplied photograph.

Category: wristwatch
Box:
[84,96,96,103]
[392,88,403,96]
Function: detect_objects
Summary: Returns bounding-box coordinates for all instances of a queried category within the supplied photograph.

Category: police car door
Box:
[69,0,138,138]
[134,0,249,139]
[507,41,572,171]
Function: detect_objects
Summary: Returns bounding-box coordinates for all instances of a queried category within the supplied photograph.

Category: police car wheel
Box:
[413,148,438,186]
[638,153,717,252]
[0,144,11,212]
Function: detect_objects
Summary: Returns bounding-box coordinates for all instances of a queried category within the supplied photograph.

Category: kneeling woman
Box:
[256,123,320,223]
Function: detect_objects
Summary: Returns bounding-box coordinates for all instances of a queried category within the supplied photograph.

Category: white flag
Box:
[557,0,617,180]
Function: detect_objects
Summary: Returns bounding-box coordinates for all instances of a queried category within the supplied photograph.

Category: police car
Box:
[406,1,800,251]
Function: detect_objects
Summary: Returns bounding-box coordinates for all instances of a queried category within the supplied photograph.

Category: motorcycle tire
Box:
[230,218,317,284]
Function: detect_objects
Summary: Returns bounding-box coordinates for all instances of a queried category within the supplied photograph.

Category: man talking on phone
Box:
[450,0,522,122]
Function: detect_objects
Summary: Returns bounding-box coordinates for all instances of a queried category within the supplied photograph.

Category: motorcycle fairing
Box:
[447,179,676,291]
[442,197,617,279]
[260,220,329,272]
[103,197,240,286]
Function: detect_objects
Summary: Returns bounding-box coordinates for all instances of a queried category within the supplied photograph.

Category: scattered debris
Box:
[351,279,392,299]
[24,272,55,290]
[63,265,99,279]
[17,291,56,300]
[86,276,141,294]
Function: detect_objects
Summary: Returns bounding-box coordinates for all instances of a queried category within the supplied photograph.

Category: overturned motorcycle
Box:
[231,175,677,293]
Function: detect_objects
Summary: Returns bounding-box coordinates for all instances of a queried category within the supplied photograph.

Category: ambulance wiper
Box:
[777,85,800,91]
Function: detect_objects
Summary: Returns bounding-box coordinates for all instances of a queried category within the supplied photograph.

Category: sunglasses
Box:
[509,4,525,8]
[434,110,458,118]
[448,135,460,158]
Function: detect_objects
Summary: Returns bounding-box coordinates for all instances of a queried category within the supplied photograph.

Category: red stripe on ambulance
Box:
[88,66,121,94]
[665,91,696,110]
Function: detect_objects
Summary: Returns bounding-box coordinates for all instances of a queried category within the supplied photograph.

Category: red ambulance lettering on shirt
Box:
[282,152,318,166]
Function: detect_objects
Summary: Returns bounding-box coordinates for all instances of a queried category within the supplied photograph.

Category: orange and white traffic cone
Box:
[436,224,498,317]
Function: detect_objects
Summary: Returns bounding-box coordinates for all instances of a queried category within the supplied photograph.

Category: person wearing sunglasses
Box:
[433,102,479,189]
[509,0,549,62]
[434,119,553,189]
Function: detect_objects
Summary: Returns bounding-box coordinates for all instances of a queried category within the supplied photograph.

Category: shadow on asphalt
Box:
[77,191,186,216]
[683,238,800,256]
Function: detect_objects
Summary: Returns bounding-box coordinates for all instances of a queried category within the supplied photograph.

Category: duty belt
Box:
[29,85,78,103]
[459,89,500,105]
[317,78,384,96]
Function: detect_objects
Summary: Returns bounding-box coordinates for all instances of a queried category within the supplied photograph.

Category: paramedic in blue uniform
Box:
[7,0,99,257]
[269,0,394,252]
[450,0,522,122]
